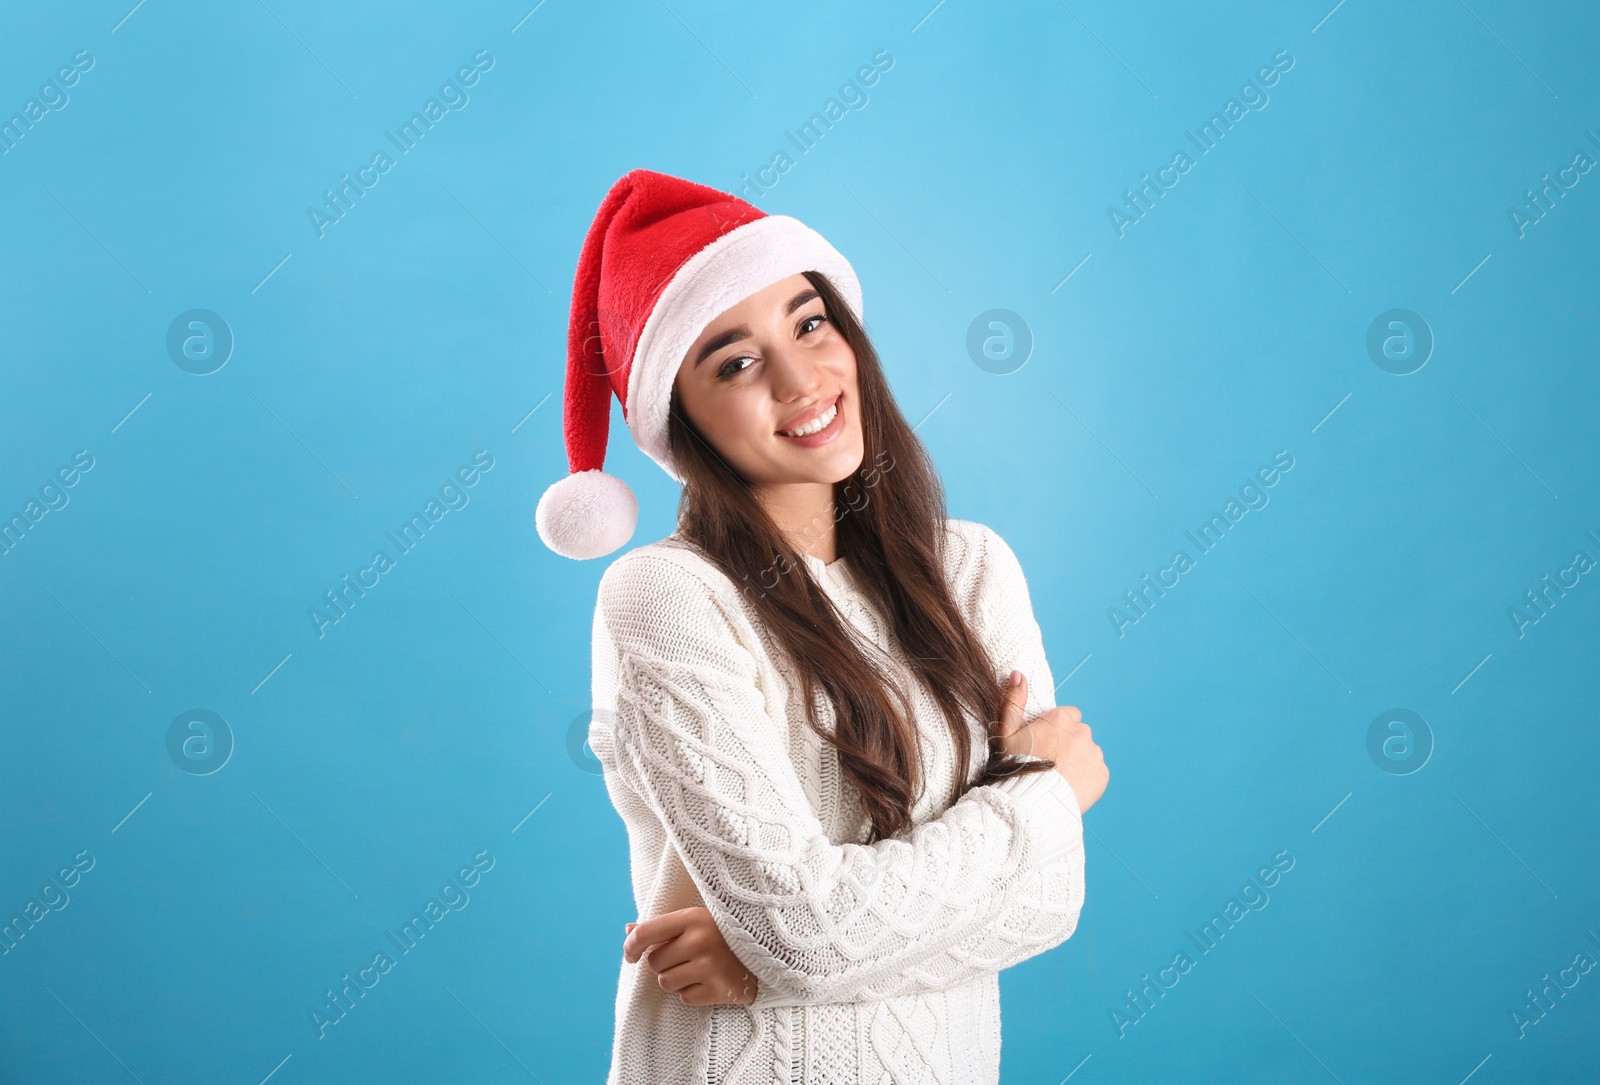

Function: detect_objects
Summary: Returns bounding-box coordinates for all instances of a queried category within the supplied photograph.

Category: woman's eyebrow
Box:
[783,288,821,315]
[693,289,823,367]
[693,327,749,367]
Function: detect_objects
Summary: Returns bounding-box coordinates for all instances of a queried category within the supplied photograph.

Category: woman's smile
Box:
[776,393,844,446]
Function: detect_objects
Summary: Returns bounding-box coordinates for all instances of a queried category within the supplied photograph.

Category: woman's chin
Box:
[776,436,864,486]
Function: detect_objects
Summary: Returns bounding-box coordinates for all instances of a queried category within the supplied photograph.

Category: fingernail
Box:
[1010,670,1022,687]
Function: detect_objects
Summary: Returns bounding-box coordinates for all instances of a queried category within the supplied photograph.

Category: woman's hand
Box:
[997,669,1109,814]
[623,906,758,1007]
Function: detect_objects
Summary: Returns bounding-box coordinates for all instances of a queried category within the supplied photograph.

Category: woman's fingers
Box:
[654,959,702,994]
[661,969,757,1006]
[623,908,695,963]
[675,982,713,1006]
[626,905,758,1007]
[637,930,698,974]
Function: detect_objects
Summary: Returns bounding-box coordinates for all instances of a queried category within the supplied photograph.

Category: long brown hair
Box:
[665,270,1054,844]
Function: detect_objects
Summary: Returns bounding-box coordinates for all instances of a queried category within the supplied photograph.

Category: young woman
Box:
[535,169,1109,1085]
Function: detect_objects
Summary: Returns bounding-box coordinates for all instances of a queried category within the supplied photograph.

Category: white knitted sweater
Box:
[588,517,1087,1085]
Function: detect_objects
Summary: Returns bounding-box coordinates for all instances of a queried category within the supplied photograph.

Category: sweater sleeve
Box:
[595,545,1085,1008]
[964,519,1068,741]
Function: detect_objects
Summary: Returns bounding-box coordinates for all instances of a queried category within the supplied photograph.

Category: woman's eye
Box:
[717,356,754,380]
[800,314,828,335]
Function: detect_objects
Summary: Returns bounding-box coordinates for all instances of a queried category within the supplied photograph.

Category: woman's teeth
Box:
[780,401,837,437]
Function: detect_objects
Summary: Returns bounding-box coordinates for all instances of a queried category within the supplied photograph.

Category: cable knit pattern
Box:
[589,518,1086,1084]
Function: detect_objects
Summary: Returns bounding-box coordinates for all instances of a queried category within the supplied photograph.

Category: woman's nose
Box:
[766,342,821,399]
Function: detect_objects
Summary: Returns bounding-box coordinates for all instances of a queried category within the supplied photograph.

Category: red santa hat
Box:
[535,168,864,560]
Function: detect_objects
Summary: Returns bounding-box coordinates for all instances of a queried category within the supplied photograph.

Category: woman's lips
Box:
[776,394,844,448]
[777,393,840,434]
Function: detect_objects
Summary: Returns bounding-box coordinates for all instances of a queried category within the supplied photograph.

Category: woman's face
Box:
[673,273,864,490]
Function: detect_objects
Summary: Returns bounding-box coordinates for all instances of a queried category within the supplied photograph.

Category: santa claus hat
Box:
[535,168,864,560]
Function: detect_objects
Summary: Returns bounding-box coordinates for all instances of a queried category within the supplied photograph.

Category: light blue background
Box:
[3,1,1597,1082]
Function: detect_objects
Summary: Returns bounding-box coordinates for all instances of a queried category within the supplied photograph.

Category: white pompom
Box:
[535,469,639,560]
